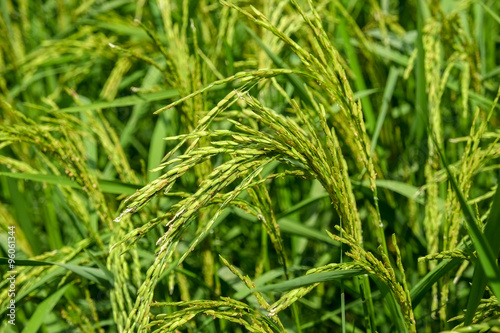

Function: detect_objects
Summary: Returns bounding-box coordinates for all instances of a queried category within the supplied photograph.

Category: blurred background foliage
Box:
[1,0,500,332]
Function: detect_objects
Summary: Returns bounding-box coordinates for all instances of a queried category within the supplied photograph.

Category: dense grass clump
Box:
[1,1,500,332]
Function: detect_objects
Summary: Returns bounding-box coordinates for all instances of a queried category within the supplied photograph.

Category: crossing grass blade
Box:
[370,66,399,155]
[373,276,409,333]
[352,179,426,204]
[53,89,180,113]
[279,218,340,246]
[0,258,113,285]
[0,172,142,195]
[414,0,428,144]
[147,111,170,182]
[465,183,500,324]
[410,258,462,308]
[434,134,500,303]
[338,16,375,131]
[20,284,71,333]
[253,269,365,293]
[1,1,500,332]
[242,24,313,107]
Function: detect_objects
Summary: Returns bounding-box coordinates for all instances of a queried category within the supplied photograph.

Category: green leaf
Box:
[279,218,339,246]
[477,1,500,25]
[277,194,330,218]
[84,250,115,287]
[338,16,375,131]
[0,172,142,195]
[233,266,315,300]
[434,135,500,305]
[148,111,170,182]
[410,258,461,308]
[371,66,399,155]
[465,183,500,324]
[242,23,313,106]
[414,0,428,144]
[54,89,179,113]
[102,65,165,178]
[252,269,364,293]
[372,277,409,333]
[21,284,71,333]
[353,179,427,205]
[3,173,38,255]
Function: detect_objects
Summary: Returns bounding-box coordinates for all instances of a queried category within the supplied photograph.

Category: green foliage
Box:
[1,0,500,332]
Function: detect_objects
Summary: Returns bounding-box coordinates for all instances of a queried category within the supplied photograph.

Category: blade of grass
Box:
[54,89,179,113]
[477,1,500,25]
[148,111,170,182]
[276,193,329,218]
[370,66,400,155]
[41,186,64,249]
[102,65,164,178]
[446,79,500,110]
[410,257,462,308]
[360,276,376,333]
[252,269,364,293]
[338,16,375,131]
[372,277,409,333]
[279,218,340,246]
[0,258,113,285]
[433,134,500,304]
[84,249,115,286]
[0,172,142,195]
[21,284,71,333]
[242,23,313,106]
[413,0,428,145]
[465,181,500,324]
[352,179,427,205]
[0,265,65,317]
[4,175,39,254]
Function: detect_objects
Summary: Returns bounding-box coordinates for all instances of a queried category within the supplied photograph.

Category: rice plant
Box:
[1,0,500,332]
